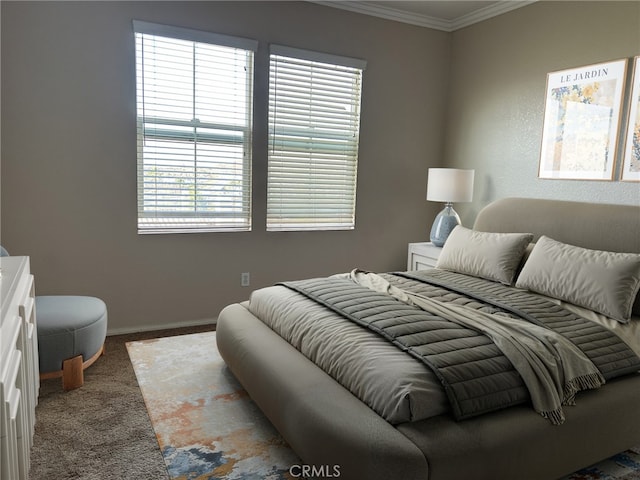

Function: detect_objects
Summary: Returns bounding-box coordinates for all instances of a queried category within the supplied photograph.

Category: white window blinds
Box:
[134,21,257,233]
[267,45,366,231]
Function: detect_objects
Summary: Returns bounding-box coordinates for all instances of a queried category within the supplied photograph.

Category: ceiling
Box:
[312,1,537,31]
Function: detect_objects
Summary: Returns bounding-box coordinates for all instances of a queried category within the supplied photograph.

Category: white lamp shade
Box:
[426,168,474,203]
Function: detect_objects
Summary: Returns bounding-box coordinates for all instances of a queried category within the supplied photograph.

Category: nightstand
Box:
[407,242,443,271]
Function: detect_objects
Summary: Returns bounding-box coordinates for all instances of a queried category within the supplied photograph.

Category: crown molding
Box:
[451,1,537,31]
[310,1,537,32]
[312,1,451,30]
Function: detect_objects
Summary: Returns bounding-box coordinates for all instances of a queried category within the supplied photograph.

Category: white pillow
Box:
[515,236,640,323]
[436,226,533,285]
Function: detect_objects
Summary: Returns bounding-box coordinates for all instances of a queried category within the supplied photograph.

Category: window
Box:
[267,45,366,231]
[134,21,257,233]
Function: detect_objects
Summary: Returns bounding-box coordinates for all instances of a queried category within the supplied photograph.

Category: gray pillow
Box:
[515,236,640,323]
[435,226,533,285]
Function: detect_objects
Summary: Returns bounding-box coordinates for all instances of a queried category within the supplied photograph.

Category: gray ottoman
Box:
[37,296,108,390]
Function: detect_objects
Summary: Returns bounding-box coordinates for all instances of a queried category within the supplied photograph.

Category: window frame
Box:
[133,21,258,234]
[266,45,366,232]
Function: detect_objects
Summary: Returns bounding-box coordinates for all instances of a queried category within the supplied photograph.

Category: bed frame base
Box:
[217,303,640,480]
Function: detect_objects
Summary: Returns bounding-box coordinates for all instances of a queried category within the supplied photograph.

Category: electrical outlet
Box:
[241,272,250,287]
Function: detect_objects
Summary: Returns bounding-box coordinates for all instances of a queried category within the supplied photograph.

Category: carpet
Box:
[29,328,182,480]
[126,331,299,480]
[127,331,640,480]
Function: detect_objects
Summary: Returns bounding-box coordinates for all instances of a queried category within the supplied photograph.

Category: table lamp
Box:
[426,168,474,247]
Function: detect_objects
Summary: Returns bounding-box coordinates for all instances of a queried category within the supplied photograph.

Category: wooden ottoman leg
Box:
[62,355,84,391]
[40,345,106,391]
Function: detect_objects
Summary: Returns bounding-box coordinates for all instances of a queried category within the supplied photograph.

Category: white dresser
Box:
[0,256,38,480]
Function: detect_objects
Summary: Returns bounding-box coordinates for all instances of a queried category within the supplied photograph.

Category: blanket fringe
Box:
[542,372,605,425]
[563,372,606,406]
[541,408,566,426]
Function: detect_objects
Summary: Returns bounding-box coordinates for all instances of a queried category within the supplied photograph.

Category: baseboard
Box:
[107,317,217,336]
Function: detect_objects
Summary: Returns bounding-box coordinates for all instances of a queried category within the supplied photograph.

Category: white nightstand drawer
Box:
[407,242,442,271]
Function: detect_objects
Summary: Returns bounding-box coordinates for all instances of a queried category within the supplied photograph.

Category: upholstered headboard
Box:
[473,197,640,254]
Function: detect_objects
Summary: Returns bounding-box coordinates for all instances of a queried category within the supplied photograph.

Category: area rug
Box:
[127,331,640,480]
[126,331,299,480]
[562,446,640,480]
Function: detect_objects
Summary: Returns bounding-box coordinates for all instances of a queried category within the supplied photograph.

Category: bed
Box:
[216,197,640,480]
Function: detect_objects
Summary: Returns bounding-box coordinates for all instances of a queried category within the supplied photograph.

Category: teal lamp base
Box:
[430,203,461,247]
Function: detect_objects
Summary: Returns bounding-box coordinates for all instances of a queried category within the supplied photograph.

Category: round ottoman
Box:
[37,296,108,390]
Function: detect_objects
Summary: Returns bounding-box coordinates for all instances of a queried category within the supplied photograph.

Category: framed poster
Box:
[539,59,627,180]
[621,56,640,182]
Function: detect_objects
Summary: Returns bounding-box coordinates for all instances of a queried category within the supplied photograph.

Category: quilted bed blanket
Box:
[247,270,640,425]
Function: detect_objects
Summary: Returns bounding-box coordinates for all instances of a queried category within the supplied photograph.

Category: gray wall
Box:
[446,1,640,225]
[1,1,449,332]
[3,1,639,333]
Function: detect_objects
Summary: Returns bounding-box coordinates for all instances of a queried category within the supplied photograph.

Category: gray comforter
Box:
[345,270,605,425]
[247,270,640,425]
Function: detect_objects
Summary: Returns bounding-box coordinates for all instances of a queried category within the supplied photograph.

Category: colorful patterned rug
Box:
[562,446,640,480]
[127,331,640,480]
[127,331,298,479]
